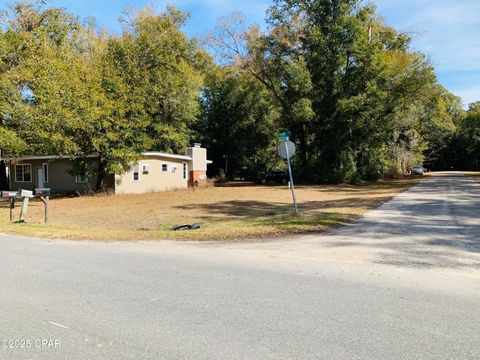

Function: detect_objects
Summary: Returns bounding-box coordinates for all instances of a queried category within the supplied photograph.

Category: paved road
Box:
[1,172,480,359]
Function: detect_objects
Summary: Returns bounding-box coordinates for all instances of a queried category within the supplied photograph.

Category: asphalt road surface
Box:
[1,172,479,360]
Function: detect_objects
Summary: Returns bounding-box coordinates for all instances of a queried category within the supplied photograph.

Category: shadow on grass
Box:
[253,212,357,231]
[174,197,387,219]
[213,182,257,188]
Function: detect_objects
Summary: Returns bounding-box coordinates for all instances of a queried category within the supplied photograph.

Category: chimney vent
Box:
[194,143,202,148]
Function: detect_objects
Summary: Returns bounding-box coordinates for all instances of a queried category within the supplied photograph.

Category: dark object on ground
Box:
[172,223,201,231]
[254,171,288,185]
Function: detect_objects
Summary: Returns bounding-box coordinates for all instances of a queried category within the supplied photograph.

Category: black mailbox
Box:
[35,188,51,197]
[2,191,19,198]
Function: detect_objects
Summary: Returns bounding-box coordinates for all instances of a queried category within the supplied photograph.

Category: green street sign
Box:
[279,130,291,141]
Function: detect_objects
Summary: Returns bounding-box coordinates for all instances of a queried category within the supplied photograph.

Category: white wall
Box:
[115,156,189,194]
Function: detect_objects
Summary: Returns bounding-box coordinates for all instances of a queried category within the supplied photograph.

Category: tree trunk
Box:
[298,123,308,180]
[96,158,108,193]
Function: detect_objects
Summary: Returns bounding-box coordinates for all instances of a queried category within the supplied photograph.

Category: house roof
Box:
[1,152,213,163]
[0,154,99,161]
[143,152,213,164]
[143,152,192,161]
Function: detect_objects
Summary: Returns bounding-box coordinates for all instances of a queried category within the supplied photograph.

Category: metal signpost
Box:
[278,131,298,214]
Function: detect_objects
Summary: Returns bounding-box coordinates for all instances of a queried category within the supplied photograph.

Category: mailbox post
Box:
[35,188,51,224]
[18,189,34,222]
[2,188,51,223]
[10,197,14,221]
[1,191,19,221]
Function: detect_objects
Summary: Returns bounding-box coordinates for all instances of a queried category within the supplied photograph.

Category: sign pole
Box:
[284,141,298,215]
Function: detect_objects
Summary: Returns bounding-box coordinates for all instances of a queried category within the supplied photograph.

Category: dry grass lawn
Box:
[465,171,480,179]
[0,178,420,241]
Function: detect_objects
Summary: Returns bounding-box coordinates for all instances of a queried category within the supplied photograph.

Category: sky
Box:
[1,0,478,106]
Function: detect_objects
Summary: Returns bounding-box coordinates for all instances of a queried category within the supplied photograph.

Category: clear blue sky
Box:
[1,0,478,106]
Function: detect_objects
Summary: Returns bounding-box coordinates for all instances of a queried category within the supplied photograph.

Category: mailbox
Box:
[18,189,35,198]
[35,188,51,197]
[1,191,19,198]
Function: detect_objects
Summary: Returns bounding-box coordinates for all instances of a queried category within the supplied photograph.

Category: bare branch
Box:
[202,12,248,64]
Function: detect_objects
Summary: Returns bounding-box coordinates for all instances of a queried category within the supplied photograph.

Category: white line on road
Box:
[48,321,70,329]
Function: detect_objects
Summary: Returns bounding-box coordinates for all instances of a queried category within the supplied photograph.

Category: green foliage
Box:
[109,6,210,154]
[0,127,27,155]
[198,67,281,179]
[206,0,460,182]
[0,0,469,189]
[452,102,480,169]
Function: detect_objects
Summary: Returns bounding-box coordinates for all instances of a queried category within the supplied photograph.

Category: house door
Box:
[36,167,44,188]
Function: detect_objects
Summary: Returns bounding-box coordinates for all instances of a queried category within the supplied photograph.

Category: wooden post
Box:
[45,195,49,224]
[9,197,14,221]
[42,196,49,224]
[19,197,30,222]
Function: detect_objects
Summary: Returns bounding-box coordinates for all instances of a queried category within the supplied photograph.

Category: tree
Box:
[455,102,480,169]
[206,13,315,177]
[0,2,140,190]
[198,66,280,179]
[207,1,451,182]
[110,6,210,154]
[416,87,461,169]
[0,2,210,191]
[0,0,467,188]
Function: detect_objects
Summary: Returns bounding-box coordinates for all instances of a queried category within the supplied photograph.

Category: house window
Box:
[43,163,49,183]
[75,171,88,183]
[142,164,150,175]
[15,164,32,182]
[132,163,140,181]
[162,164,168,172]
[172,166,177,173]
[183,163,188,180]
